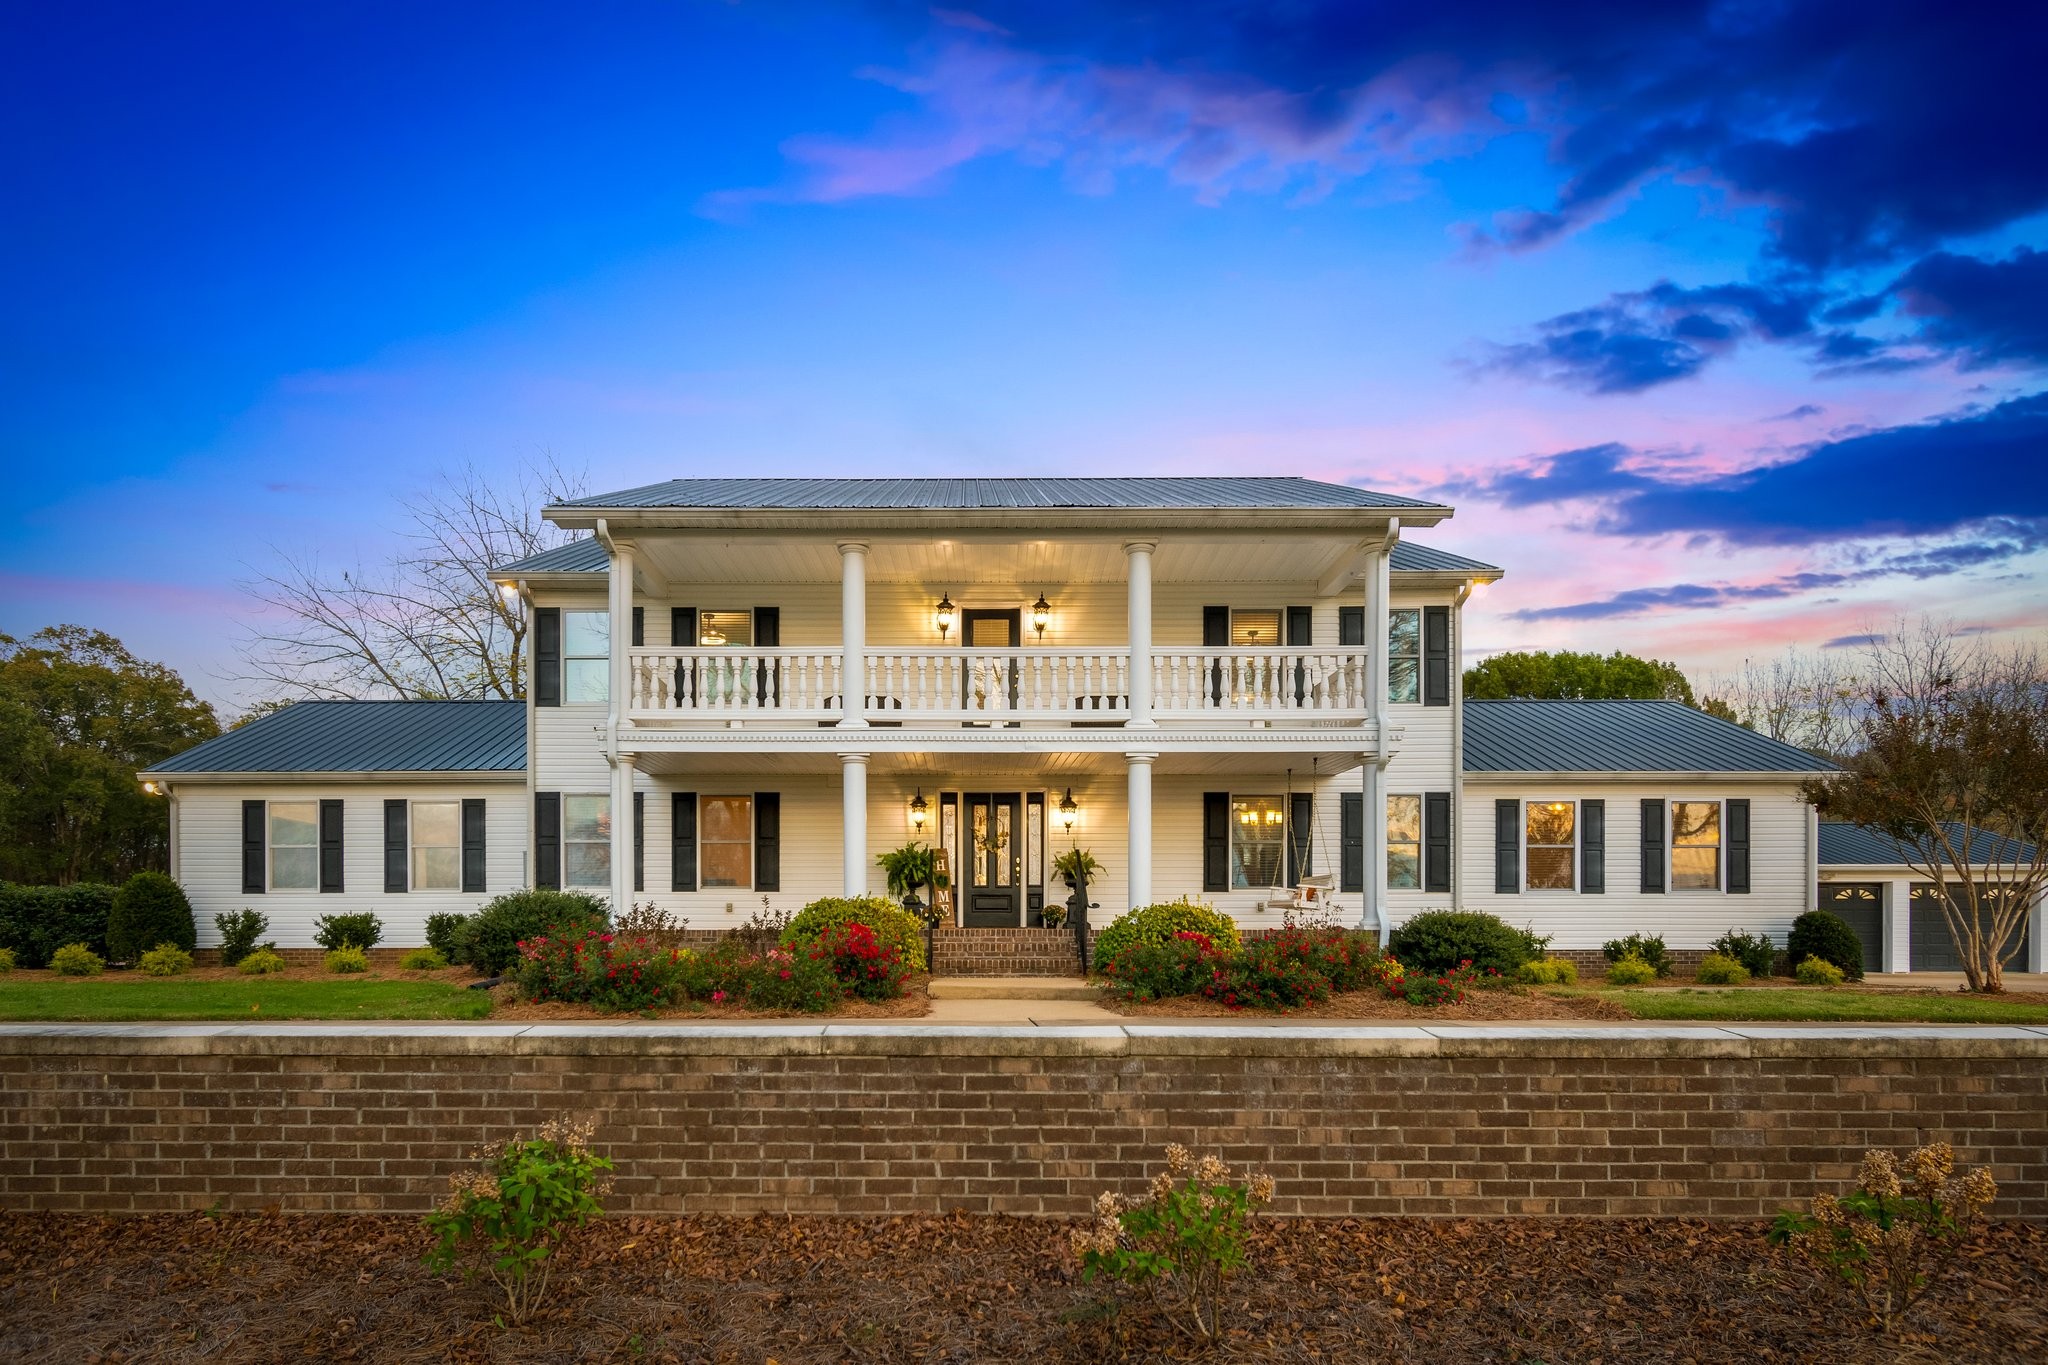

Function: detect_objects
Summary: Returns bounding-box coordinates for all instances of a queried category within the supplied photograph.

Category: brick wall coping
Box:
[3,1020,2046,1060]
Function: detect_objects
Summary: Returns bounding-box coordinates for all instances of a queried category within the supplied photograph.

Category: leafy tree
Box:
[0,627,219,884]
[1463,650,1698,703]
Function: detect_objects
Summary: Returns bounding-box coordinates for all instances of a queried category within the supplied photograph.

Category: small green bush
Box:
[782,896,929,974]
[1388,910,1542,976]
[1093,897,1243,966]
[0,882,119,967]
[50,942,105,976]
[313,912,384,952]
[1694,952,1751,985]
[400,946,449,971]
[106,872,197,962]
[1788,910,1864,980]
[1515,956,1580,985]
[238,948,289,975]
[1711,928,1778,978]
[325,945,370,974]
[467,890,609,975]
[0,946,14,973]
[424,912,474,963]
[1795,954,1846,986]
[213,909,269,967]
[1605,953,1658,986]
[1601,933,1672,977]
[138,942,195,976]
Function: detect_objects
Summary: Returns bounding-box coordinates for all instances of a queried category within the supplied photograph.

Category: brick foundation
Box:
[2,1027,2043,1219]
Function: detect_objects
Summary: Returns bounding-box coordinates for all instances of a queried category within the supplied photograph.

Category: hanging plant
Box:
[1052,847,1102,887]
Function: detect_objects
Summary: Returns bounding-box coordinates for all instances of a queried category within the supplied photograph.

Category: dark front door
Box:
[962,792,1023,926]
[961,609,1020,713]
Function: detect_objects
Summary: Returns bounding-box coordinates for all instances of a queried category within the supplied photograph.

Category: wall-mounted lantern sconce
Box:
[908,788,929,833]
[1031,593,1052,639]
[1058,788,1078,833]
[141,779,162,796]
[935,592,956,642]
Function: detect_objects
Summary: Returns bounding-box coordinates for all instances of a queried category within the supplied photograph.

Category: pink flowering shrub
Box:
[514,928,691,1011]
[1393,959,1482,1007]
[739,943,843,1012]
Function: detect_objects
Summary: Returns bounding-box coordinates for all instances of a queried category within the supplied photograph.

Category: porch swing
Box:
[1264,761,1336,913]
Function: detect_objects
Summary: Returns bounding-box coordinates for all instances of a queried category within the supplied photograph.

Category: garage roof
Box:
[144,701,526,775]
[1818,820,2039,867]
[1463,699,1833,774]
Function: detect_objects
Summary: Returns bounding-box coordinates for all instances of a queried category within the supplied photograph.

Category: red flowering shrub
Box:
[809,922,910,1001]
[742,944,843,1012]
[1204,937,1332,1011]
[514,928,691,1011]
[1258,926,1401,994]
[1393,959,1481,1007]
[1100,931,1224,1002]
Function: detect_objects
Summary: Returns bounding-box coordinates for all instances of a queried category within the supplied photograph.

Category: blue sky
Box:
[4,1,2044,708]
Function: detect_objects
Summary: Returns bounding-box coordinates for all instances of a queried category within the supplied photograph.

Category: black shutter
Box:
[1203,607,1229,707]
[755,607,780,706]
[1726,798,1751,894]
[1581,798,1606,895]
[631,606,644,648]
[1340,791,1364,893]
[1424,791,1452,893]
[383,799,407,893]
[461,798,486,893]
[534,607,562,707]
[1287,606,1312,705]
[535,792,561,890]
[242,800,266,894]
[671,792,697,892]
[1640,798,1666,894]
[319,798,345,894]
[1423,605,1451,707]
[1338,606,1364,647]
[1286,791,1313,884]
[633,791,644,894]
[1494,798,1520,894]
[1202,791,1230,892]
[671,607,697,706]
[755,791,781,892]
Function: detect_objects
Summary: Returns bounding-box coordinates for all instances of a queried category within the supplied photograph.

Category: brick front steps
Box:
[930,928,1082,977]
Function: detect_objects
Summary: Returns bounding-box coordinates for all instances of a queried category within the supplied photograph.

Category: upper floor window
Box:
[1387,794,1422,889]
[563,794,611,888]
[1388,608,1421,703]
[1229,608,1283,648]
[411,800,460,891]
[1524,800,1575,890]
[269,800,318,890]
[1671,801,1722,890]
[696,611,752,647]
[563,610,609,704]
[1230,795,1284,888]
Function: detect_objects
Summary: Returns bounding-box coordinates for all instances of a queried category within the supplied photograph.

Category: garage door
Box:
[1819,884,1884,972]
[1911,885,2030,972]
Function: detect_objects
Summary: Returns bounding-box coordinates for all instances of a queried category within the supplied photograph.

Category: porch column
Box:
[838,541,869,728]
[1883,877,1913,973]
[607,533,636,728]
[1361,527,1394,941]
[1124,540,1156,727]
[841,751,869,896]
[609,752,636,914]
[1362,755,1386,944]
[1126,750,1155,910]
[2028,889,2047,975]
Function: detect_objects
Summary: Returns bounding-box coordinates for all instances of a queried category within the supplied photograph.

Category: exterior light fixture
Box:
[141,779,161,796]
[1031,593,1051,639]
[935,592,956,641]
[909,788,929,833]
[1058,788,1078,833]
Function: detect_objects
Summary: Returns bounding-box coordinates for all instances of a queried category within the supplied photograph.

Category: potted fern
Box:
[1053,847,1102,890]
[876,842,948,911]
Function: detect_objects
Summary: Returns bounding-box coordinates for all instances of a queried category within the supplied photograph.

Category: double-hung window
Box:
[1229,795,1285,889]
[694,611,753,647]
[563,610,610,704]
[1387,795,1422,889]
[269,800,318,890]
[411,800,460,891]
[563,794,611,888]
[1524,800,1576,891]
[1228,609,1283,648]
[1387,609,1421,703]
[699,796,754,888]
[1670,801,1722,890]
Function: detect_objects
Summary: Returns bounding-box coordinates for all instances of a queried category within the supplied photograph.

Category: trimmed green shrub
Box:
[1092,897,1242,967]
[424,912,474,963]
[1605,954,1658,986]
[782,896,930,974]
[50,942,105,976]
[312,912,384,952]
[106,872,197,962]
[237,949,289,975]
[743,944,844,1013]
[1515,956,1580,985]
[325,945,369,974]
[400,947,449,971]
[1388,910,1541,976]
[1601,933,1672,977]
[1100,931,1226,1002]
[466,890,608,975]
[138,942,195,976]
[0,882,117,968]
[0,947,14,973]
[1694,952,1751,985]
[1788,910,1864,981]
[1711,928,1778,979]
[213,909,269,967]
[1796,954,1846,986]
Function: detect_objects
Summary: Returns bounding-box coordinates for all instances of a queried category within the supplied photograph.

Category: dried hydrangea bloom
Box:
[1249,1173,1277,1204]
[1959,1166,1998,1212]
[1195,1154,1229,1184]
[1906,1141,1955,1193]
[1164,1144,1192,1176]
[1859,1149,1902,1200]
[1811,1192,1844,1226]
[1149,1171,1176,1203]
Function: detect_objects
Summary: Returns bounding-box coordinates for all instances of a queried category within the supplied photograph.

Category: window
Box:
[1671,801,1721,890]
[411,801,459,891]
[700,796,754,888]
[696,610,752,647]
[563,610,610,704]
[563,794,611,888]
[269,800,317,890]
[1230,795,1285,889]
[1387,795,1422,889]
[1229,609,1283,648]
[1388,608,1421,703]
[1524,800,1575,890]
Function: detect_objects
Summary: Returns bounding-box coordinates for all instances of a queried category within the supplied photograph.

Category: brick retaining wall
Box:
[2,1025,2043,1219]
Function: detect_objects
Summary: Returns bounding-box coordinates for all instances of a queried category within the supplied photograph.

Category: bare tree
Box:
[1702,648,1862,760]
[1803,622,2048,992]
[235,459,586,701]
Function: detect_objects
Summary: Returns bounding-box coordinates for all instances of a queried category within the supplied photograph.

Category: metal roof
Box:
[553,476,1444,512]
[145,701,526,775]
[1818,820,2039,867]
[1462,699,1834,774]
[494,534,1497,578]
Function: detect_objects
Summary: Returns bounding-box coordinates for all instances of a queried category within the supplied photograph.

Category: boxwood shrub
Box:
[782,896,929,974]
[1389,910,1542,976]
[107,872,197,962]
[1601,933,1672,978]
[0,882,118,968]
[1091,897,1242,967]
[1787,909,1864,980]
[312,912,384,952]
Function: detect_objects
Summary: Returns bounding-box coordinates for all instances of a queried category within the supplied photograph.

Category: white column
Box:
[1124,540,1156,727]
[2027,890,2046,975]
[1363,755,1386,944]
[609,752,636,915]
[838,541,869,728]
[1884,877,1913,973]
[1361,534,1391,941]
[841,752,869,896]
[1126,751,1155,909]
[607,535,636,728]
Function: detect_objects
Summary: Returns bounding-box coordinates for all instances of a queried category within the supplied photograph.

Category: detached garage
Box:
[1817,822,2044,975]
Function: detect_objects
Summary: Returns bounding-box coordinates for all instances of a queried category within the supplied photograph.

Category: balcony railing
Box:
[626,646,1370,723]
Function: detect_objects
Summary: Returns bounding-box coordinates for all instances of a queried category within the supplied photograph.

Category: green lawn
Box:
[1601,986,2048,1024]
[0,976,495,1021]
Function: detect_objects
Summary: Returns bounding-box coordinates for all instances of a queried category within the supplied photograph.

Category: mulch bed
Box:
[1,1211,2041,1362]
[486,979,932,1021]
[1108,987,1632,1022]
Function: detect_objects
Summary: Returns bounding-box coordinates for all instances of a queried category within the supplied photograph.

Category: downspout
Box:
[1364,517,1400,944]
[1451,579,1474,910]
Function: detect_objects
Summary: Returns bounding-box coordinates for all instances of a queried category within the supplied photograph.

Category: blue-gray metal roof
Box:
[1462,699,1833,774]
[145,701,526,775]
[1818,821,2038,867]
[1389,542,1500,575]
[554,476,1444,512]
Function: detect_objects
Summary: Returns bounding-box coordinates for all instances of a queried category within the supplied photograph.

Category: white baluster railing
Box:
[1150,648,1370,716]
[626,648,843,720]
[862,648,1130,718]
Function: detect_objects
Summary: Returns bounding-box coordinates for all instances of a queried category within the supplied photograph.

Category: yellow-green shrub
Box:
[138,943,194,976]
[50,942,105,976]
[237,949,289,975]
[1515,956,1580,985]
[1604,953,1657,987]
[0,946,15,973]
[782,896,928,973]
[324,945,369,974]
[1795,954,1846,986]
[1092,897,1242,966]
[1695,952,1750,985]
[400,946,449,971]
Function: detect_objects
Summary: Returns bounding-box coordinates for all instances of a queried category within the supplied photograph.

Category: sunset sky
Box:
[5,2,2044,709]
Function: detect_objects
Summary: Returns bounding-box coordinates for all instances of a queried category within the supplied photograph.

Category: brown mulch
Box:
[487,978,933,1021]
[1,1212,2042,1363]
[1108,987,1633,1022]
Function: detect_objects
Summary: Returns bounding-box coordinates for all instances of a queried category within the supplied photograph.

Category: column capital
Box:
[613,751,638,769]
[1122,750,1159,764]
[837,540,871,556]
[838,751,872,765]
[1122,539,1158,556]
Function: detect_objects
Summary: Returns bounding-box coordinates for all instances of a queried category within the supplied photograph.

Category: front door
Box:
[962,792,1024,926]
[960,609,1020,713]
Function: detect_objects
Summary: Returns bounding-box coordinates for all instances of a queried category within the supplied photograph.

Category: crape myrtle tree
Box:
[1803,625,2048,993]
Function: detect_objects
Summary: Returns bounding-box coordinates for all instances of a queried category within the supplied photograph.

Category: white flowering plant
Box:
[1768,1141,1998,1334]
[1071,1144,1275,1340]
[422,1117,614,1325]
